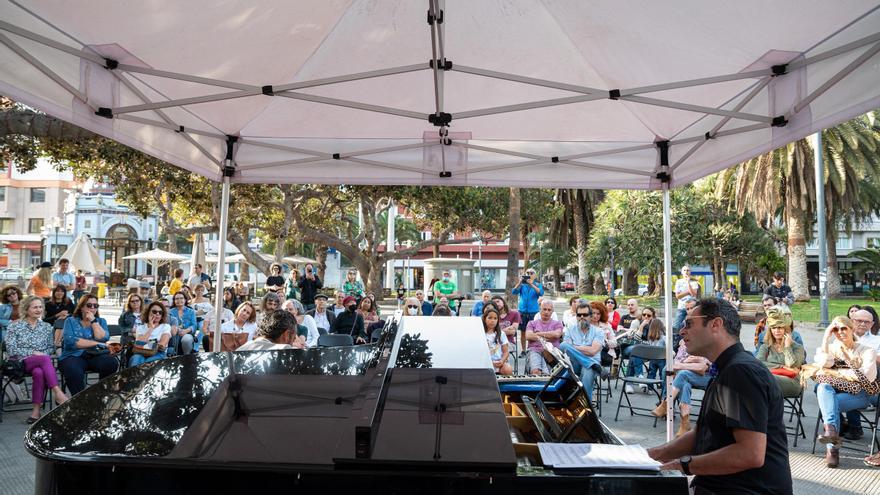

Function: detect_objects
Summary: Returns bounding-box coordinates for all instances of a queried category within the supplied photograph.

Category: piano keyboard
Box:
[497,374,553,383]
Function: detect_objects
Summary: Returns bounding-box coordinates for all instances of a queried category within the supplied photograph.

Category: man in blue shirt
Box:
[53,258,76,299]
[559,301,605,401]
[511,268,543,355]
[415,289,433,316]
[470,290,493,316]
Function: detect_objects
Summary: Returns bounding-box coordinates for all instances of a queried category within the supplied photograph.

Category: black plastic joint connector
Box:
[439,171,452,178]
[771,64,788,76]
[442,137,452,145]
[175,125,185,133]
[334,397,344,405]
[427,9,444,25]
[435,375,448,384]
[332,153,341,160]
[551,156,559,163]
[609,89,621,100]
[226,135,238,144]
[656,140,670,167]
[104,58,119,70]
[429,59,453,70]
[95,107,113,119]
[656,171,671,183]
[222,165,236,178]
[261,85,274,96]
[704,131,714,140]
[771,116,788,127]
[428,112,452,126]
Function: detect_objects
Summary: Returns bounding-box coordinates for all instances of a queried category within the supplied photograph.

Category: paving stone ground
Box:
[2,298,879,494]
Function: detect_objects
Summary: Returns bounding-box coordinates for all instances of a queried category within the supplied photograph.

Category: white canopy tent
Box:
[2,0,878,440]
[57,233,108,274]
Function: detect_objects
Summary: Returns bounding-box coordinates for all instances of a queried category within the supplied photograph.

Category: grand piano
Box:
[26,316,687,494]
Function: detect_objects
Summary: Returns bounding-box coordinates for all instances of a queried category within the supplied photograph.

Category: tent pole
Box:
[814,132,829,326]
[660,156,675,442]
[211,140,235,352]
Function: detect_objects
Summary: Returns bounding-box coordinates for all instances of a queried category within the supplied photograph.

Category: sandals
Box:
[864,453,880,467]
[25,416,39,424]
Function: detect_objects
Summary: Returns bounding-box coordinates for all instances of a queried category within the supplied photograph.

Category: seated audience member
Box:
[619,299,641,332]
[848,304,863,319]
[282,299,314,348]
[331,296,367,343]
[403,296,422,316]
[756,307,805,398]
[562,296,582,329]
[5,296,69,422]
[651,340,711,437]
[437,296,456,316]
[432,304,453,316]
[307,294,336,333]
[530,297,559,321]
[483,307,512,375]
[525,300,564,375]
[73,269,88,303]
[605,297,621,330]
[358,296,380,333]
[58,295,118,396]
[129,301,172,367]
[622,307,656,381]
[846,309,880,444]
[329,290,347,316]
[169,291,198,354]
[26,262,53,299]
[0,284,23,341]
[755,305,804,354]
[753,295,778,348]
[589,300,617,366]
[118,293,144,338]
[259,291,282,320]
[200,304,235,351]
[220,302,258,341]
[471,290,493,317]
[492,296,521,352]
[764,271,794,306]
[811,316,877,468]
[628,318,667,394]
[222,287,240,314]
[44,285,75,328]
[415,290,433,317]
[560,302,605,401]
[190,283,213,317]
[237,309,297,351]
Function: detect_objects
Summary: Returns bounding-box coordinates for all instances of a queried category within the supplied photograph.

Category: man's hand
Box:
[659,459,682,472]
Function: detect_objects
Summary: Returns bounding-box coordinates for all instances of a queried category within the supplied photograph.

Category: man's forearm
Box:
[686,441,763,475]
[648,430,696,462]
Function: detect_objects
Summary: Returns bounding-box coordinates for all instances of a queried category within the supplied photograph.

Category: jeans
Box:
[129,351,168,368]
[672,370,712,405]
[59,353,119,395]
[626,354,645,377]
[816,383,871,440]
[171,333,196,355]
[845,393,880,432]
[23,354,60,405]
[560,343,601,402]
[646,360,666,395]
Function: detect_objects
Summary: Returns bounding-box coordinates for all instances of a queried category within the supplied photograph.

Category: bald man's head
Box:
[853,309,875,337]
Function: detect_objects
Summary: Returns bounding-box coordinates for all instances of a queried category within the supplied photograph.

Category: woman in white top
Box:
[129,301,173,367]
[237,309,295,351]
[220,302,258,341]
[562,296,581,330]
[483,307,512,375]
[190,283,213,317]
[814,316,878,467]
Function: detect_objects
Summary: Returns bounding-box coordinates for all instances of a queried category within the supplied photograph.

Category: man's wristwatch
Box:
[679,455,693,475]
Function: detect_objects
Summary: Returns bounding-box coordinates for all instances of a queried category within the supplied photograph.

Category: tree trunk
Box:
[432,244,440,257]
[826,226,842,298]
[315,245,328,282]
[505,188,521,308]
[552,265,562,294]
[365,257,384,299]
[572,190,590,294]
[622,267,638,295]
[593,274,606,295]
[647,272,657,296]
[521,223,531,272]
[786,207,811,301]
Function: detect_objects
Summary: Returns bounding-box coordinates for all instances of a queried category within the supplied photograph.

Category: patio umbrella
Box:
[57,233,108,273]
[190,233,206,272]
[282,255,318,266]
[123,248,188,277]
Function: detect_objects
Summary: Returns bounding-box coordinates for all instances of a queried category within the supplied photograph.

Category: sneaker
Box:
[638,384,648,393]
[624,384,635,394]
[844,428,864,441]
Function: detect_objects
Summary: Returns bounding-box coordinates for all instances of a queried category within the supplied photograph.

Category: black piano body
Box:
[25,316,687,494]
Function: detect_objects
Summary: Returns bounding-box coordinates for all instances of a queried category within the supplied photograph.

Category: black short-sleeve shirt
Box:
[693,343,792,495]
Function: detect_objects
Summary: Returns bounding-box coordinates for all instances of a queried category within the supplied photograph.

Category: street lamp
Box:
[51,216,62,262]
[608,234,616,296]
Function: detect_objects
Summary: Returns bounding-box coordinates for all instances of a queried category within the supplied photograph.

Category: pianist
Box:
[559,301,605,401]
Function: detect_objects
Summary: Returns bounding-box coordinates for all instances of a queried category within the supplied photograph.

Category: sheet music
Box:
[537,443,661,471]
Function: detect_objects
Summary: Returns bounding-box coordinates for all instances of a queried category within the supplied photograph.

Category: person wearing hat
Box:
[26,261,54,298]
[756,307,806,397]
[307,293,335,334]
[755,305,804,355]
[330,295,366,343]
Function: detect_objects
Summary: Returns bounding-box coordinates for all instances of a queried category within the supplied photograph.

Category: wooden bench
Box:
[737,301,764,323]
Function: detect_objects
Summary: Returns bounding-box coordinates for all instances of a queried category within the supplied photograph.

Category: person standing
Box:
[168,268,185,296]
[52,258,76,295]
[342,270,366,300]
[26,262,53,299]
[433,270,460,313]
[188,264,211,291]
[648,298,792,495]
[673,265,700,332]
[764,272,795,306]
[512,268,544,356]
[265,263,285,294]
[298,263,323,312]
[73,269,88,303]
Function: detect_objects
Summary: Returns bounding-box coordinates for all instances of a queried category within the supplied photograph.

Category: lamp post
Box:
[608,235,616,296]
[51,216,62,262]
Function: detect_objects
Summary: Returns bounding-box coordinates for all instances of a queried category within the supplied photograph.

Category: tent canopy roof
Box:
[2,1,879,189]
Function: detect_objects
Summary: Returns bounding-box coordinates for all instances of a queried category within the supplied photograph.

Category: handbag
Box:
[802,361,880,395]
[1,359,26,383]
[770,367,798,379]
[83,346,109,358]
[207,331,249,352]
[132,339,158,357]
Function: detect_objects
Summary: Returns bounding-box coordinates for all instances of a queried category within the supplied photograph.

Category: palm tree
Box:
[720,111,880,301]
[549,189,602,294]
[505,187,521,307]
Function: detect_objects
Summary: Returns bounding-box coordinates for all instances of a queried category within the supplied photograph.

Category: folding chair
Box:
[614,344,666,426]
[782,389,806,447]
[317,334,354,347]
[811,399,880,456]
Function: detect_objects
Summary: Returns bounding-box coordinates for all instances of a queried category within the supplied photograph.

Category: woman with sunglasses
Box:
[129,302,172,367]
[605,297,620,331]
[58,295,118,395]
[813,316,877,468]
[403,297,422,316]
[119,293,144,337]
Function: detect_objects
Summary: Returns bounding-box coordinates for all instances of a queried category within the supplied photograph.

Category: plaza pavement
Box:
[2,298,880,494]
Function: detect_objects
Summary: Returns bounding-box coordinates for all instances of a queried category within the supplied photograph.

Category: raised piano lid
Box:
[25,317,517,470]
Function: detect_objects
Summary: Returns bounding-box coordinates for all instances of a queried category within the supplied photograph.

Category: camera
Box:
[521,274,530,283]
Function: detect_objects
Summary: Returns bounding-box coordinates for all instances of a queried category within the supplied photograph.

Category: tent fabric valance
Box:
[1,1,879,189]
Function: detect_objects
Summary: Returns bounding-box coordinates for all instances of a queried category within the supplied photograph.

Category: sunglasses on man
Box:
[576,312,591,318]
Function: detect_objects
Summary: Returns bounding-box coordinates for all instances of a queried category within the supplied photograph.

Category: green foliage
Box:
[867,288,880,302]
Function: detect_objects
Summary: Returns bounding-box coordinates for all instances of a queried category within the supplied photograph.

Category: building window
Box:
[0,218,11,234]
[0,186,6,202]
[868,237,880,249]
[84,220,91,229]
[28,218,44,234]
[837,236,852,250]
[30,188,46,203]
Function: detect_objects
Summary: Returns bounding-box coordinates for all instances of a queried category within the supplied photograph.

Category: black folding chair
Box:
[783,388,806,447]
[317,334,354,347]
[614,344,666,426]
[811,397,880,456]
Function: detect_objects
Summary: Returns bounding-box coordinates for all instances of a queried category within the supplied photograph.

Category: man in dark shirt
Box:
[763,271,794,306]
[648,298,792,495]
[298,263,323,311]
[330,296,366,343]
